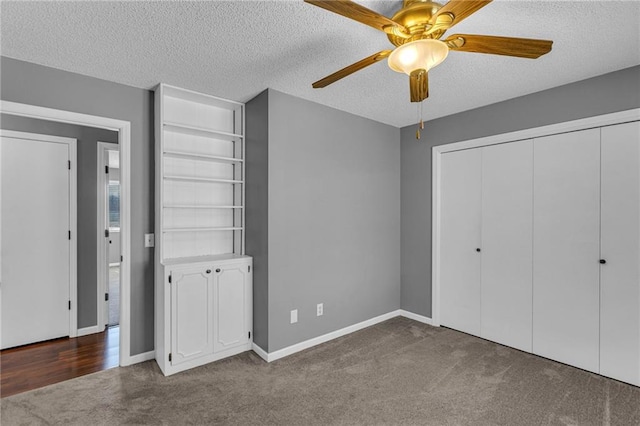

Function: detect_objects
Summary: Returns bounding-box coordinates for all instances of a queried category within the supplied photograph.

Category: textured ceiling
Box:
[1,0,639,127]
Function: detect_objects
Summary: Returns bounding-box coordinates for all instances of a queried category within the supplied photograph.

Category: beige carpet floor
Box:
[2,317,639,425]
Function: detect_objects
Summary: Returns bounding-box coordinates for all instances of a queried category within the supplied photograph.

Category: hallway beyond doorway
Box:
[108,265,120,326]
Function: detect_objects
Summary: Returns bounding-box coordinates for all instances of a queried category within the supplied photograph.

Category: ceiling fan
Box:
[305,0,553,103]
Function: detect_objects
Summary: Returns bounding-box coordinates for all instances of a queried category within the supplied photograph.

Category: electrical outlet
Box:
[144,233,155,248]
[317,303,323,316]
[290,309,298,324]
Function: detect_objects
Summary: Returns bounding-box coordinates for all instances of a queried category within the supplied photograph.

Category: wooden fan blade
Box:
[312,50,392,88]
[426,0,492,35]
[445,34,553,58]
[305,0,409,37]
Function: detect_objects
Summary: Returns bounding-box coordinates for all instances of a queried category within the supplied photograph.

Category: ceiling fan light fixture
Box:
[387,39,449,74]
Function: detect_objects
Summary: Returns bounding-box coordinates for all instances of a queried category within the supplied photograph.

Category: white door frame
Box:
[1,100,134,367]
[431,108,640,328]
[0,129,78,340]
[97,142,119,330]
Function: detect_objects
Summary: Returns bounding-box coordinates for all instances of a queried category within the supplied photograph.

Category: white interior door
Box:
[440,148,482,336]
[532,129,601,373]
[1,136,70,349]
[481,140,533,352]
[600,121,640,385]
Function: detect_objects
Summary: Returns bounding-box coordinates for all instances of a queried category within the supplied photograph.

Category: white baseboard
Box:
[251,343,269,362]
[399,309,433,325]
[261,310,402,363]
[127,350,156,365]
[76,325,101,337]
[172,310,435,365]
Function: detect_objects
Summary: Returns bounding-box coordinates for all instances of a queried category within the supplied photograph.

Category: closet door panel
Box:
[440,148,482,336]
[600,121,640,386]
[532,129,601,373]
[481,140,533,352]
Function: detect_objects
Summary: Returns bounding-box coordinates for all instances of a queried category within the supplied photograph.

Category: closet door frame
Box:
[431,108,640,328]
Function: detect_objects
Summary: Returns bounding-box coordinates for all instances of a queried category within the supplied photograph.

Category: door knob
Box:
[215,268,221,273]
[599,259,606,264]
[206,269,211,274]
[476,248,481,252]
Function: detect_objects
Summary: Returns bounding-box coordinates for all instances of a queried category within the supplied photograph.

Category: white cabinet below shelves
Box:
[156,256,253,376]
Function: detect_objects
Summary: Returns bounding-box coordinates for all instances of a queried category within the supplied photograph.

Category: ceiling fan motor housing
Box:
[387,0,446,46]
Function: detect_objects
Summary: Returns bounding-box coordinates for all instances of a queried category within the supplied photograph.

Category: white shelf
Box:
[164,151,243,164]
[163,84,243,110]
[162,253,251,266]
[163,227,243,233]
[164,122,242,141]
[164,176,243,184]
[164,205,243,209]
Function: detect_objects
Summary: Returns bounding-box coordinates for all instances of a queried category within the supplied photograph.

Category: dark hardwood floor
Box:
[1,326,119,398]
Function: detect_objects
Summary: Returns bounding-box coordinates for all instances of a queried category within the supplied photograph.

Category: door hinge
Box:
[105,293,109,301]
[68,160,71,170]
[105,229,110,238]
[169,353,172,362]
[248,265,251,273]
[68,300,71,310]
[168,274,172,284]
[120,255,123,262]
[105,165,109,174]
[68,230,71,240]
[248,331,251,339]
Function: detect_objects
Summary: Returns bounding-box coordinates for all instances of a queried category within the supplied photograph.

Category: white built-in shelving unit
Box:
[154,84,252,376]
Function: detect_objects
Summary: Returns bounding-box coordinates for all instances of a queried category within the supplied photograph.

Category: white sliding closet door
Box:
[532,129,601,373]
[440,148,482,336]
[481,140,533,352]
[600,121,640,386]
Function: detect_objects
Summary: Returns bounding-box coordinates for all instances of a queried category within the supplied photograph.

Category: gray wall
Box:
[401,65,640,317]
[1,57,155,355]
[247,89,401,352]
[245,89,269,350]
[0,114,118,329]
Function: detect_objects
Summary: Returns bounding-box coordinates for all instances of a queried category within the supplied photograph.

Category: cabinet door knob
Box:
[206,269,211,274]
[215,268,221,273]
[476,248,481,252]
[599,259,606,264]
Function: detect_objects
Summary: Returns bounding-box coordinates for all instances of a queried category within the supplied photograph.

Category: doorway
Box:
[1,100,133,367]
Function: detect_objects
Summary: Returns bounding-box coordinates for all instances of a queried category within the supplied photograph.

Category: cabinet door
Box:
[440,148,482,336]
[170,267,214,365]
[481,140,533,352]
[213,261,251,353]
[600,121,640,386]
[532,129,601,373]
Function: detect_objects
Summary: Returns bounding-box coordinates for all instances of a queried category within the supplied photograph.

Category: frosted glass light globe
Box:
[388,39,449,75]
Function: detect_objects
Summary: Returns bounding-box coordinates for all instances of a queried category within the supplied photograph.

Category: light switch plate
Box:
[290,309,298,324]
[144,233,155,248]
